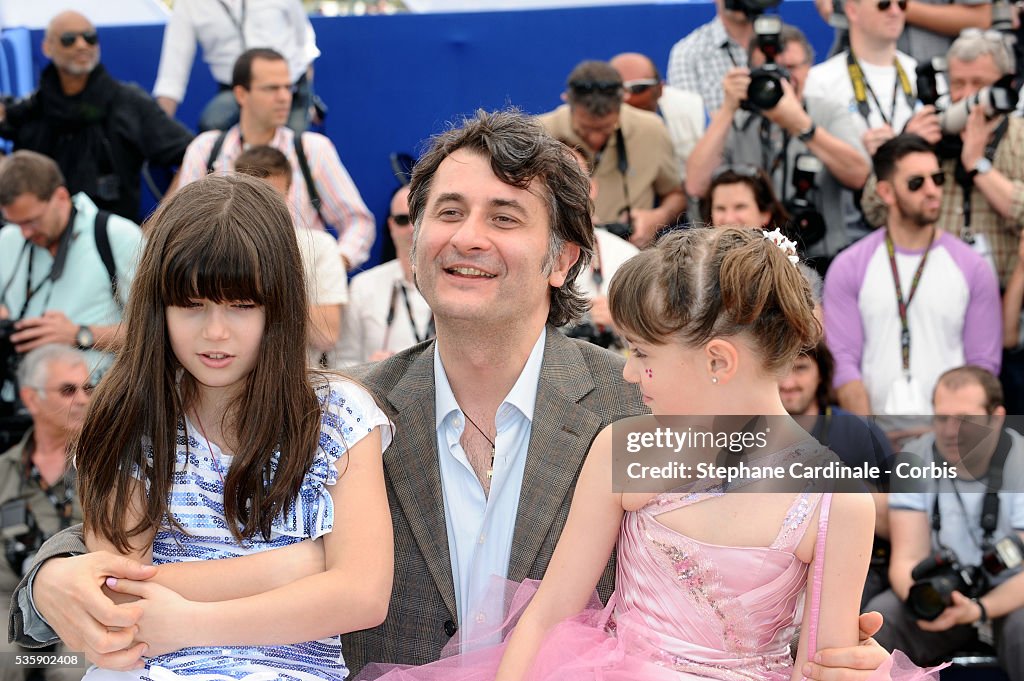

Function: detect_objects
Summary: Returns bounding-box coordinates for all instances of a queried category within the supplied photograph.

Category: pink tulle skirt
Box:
[356,580,946,681]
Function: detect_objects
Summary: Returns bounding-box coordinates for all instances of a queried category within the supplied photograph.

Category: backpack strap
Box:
[293,132,328,227]
[206,130,229,174]
[93,209,121,310]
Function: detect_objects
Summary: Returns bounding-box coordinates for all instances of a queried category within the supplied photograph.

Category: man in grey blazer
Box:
[10,110,887,680]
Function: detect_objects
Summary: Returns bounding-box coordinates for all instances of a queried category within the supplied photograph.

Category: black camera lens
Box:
[907,577,956,620]
[746,67,785,110]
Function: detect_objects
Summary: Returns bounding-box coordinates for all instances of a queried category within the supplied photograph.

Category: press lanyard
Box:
[884,228,935,375]
[846,52,914,128]
[382,280,433,350]
[216,0,247,51]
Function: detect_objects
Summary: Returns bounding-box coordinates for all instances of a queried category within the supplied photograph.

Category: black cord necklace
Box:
[462,410,496,480]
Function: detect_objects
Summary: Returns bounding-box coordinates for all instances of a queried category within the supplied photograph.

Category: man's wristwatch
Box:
[75,325,94,350]
[973,597,989,624]
[797,122,818,143]
[972,158,993,176]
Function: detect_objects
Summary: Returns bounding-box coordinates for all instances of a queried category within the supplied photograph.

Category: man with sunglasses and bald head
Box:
[823,134,1001,420]
[609,52,704,184]
[0,344,89,681]
[0,11,193,223]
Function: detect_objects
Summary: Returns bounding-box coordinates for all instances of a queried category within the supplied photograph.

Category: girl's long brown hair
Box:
[79,174,321,551]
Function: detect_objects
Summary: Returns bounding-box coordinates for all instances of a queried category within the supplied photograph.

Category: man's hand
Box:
[0,304,8,320]
[918,591,982,632]
[722,67,752,114]
[12,310,77,352]
[802,611,891,680]
[625,208,666,248]
[903,106,942,145]
[862,125,897,157]
[762,78,812,136]
[960,107,1003,170]
[106,578,201,658]
[33,552,157,670]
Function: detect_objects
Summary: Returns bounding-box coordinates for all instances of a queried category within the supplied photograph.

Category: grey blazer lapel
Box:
[507,328,602,583]
[384,345,459,621]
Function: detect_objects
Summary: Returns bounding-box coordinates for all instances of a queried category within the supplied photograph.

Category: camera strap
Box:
[846,51,914,128]
[19,437,75,531]
[884,227,935,376]
[17,206,78,320]
[930,429,1012,545]
[954,117,1008,241]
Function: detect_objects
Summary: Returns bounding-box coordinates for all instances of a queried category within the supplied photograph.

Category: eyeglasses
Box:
[959,28,1007,42]
[58,30,98,47]
[622,79,659,95]
[876,0,908,10]
[33,383,96,399]
[906,171,945,191]
[391,214,412,227]
[568,80,622,95]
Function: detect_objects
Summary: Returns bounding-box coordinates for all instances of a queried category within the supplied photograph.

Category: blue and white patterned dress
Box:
[87,378,392,681]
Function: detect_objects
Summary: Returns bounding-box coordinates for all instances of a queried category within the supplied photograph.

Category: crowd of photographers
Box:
[0,0,1023,676]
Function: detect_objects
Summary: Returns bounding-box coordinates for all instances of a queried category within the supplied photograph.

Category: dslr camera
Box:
[745,15,789,112]
[0,498,43,578]
[784,155,827,249]
[907,534,1024,620]
[916,56,1019,137]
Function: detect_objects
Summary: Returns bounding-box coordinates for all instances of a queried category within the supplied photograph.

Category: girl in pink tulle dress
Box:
[366,228,942,681]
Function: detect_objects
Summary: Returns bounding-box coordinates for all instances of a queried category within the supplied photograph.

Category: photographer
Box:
[686,23,871,270]
[538,61,685,247]
[865,366,1024,679]
[0,344,86,681]
[0,151,141,379]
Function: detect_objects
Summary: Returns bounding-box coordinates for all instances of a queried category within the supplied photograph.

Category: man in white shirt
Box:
[153,0,319,132]
[804,0,941,157]
[337,185,433,366]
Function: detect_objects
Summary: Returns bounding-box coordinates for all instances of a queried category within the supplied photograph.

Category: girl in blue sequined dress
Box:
[75,174,393,681]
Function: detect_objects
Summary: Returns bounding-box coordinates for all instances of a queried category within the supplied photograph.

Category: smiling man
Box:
[12,112,893,681]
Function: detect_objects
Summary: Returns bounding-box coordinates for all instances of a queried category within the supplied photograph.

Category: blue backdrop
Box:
[19,1,833,268]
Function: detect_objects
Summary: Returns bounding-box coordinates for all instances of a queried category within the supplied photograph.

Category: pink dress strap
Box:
[805,492,833,657]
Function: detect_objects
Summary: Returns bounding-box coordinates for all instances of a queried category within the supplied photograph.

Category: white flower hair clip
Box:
[762,229,800,266]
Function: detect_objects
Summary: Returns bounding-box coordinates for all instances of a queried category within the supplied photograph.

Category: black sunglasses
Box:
[906,171,945,191]
[622,79,659,95]
[391,214,412,227]
[59,30,98,47]
[568,80,622,95]
[876,0,908,11]
[712,164,764,181]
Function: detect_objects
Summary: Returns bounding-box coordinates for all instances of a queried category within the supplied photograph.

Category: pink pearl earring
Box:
[711,376,719,384]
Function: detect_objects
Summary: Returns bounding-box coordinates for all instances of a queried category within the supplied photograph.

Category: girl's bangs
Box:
[160,232,266,306]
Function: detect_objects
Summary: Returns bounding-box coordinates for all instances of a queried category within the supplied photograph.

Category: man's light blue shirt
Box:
[434,328,545,643]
